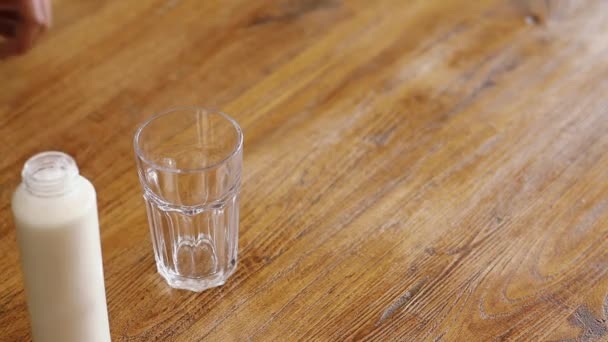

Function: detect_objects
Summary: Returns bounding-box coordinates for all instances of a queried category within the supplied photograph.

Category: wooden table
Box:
[1,0,608,340]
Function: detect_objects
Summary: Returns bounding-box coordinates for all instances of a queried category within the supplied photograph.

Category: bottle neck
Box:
[22,152,79,198]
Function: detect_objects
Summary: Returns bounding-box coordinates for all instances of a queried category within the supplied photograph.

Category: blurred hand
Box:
[0,0,51,58]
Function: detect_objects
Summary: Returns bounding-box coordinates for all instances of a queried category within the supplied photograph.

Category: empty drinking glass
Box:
[134,107,242,292]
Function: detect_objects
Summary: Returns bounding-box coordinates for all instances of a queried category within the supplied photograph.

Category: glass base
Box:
[159,263,237,292]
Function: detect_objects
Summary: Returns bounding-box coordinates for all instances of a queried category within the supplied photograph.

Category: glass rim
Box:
[133,106,243,174]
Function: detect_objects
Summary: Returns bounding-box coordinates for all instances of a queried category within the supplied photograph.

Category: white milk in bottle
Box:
[11,151,111,342]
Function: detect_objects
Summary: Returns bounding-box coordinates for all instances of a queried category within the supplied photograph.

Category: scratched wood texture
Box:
[1,0,608,340]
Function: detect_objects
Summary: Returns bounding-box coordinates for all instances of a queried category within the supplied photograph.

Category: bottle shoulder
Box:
[12,175,98,228]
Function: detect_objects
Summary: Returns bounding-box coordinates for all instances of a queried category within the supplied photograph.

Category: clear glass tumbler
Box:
[134,107,242,292]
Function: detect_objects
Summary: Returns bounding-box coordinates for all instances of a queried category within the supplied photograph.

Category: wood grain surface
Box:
[1,0,608,340]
